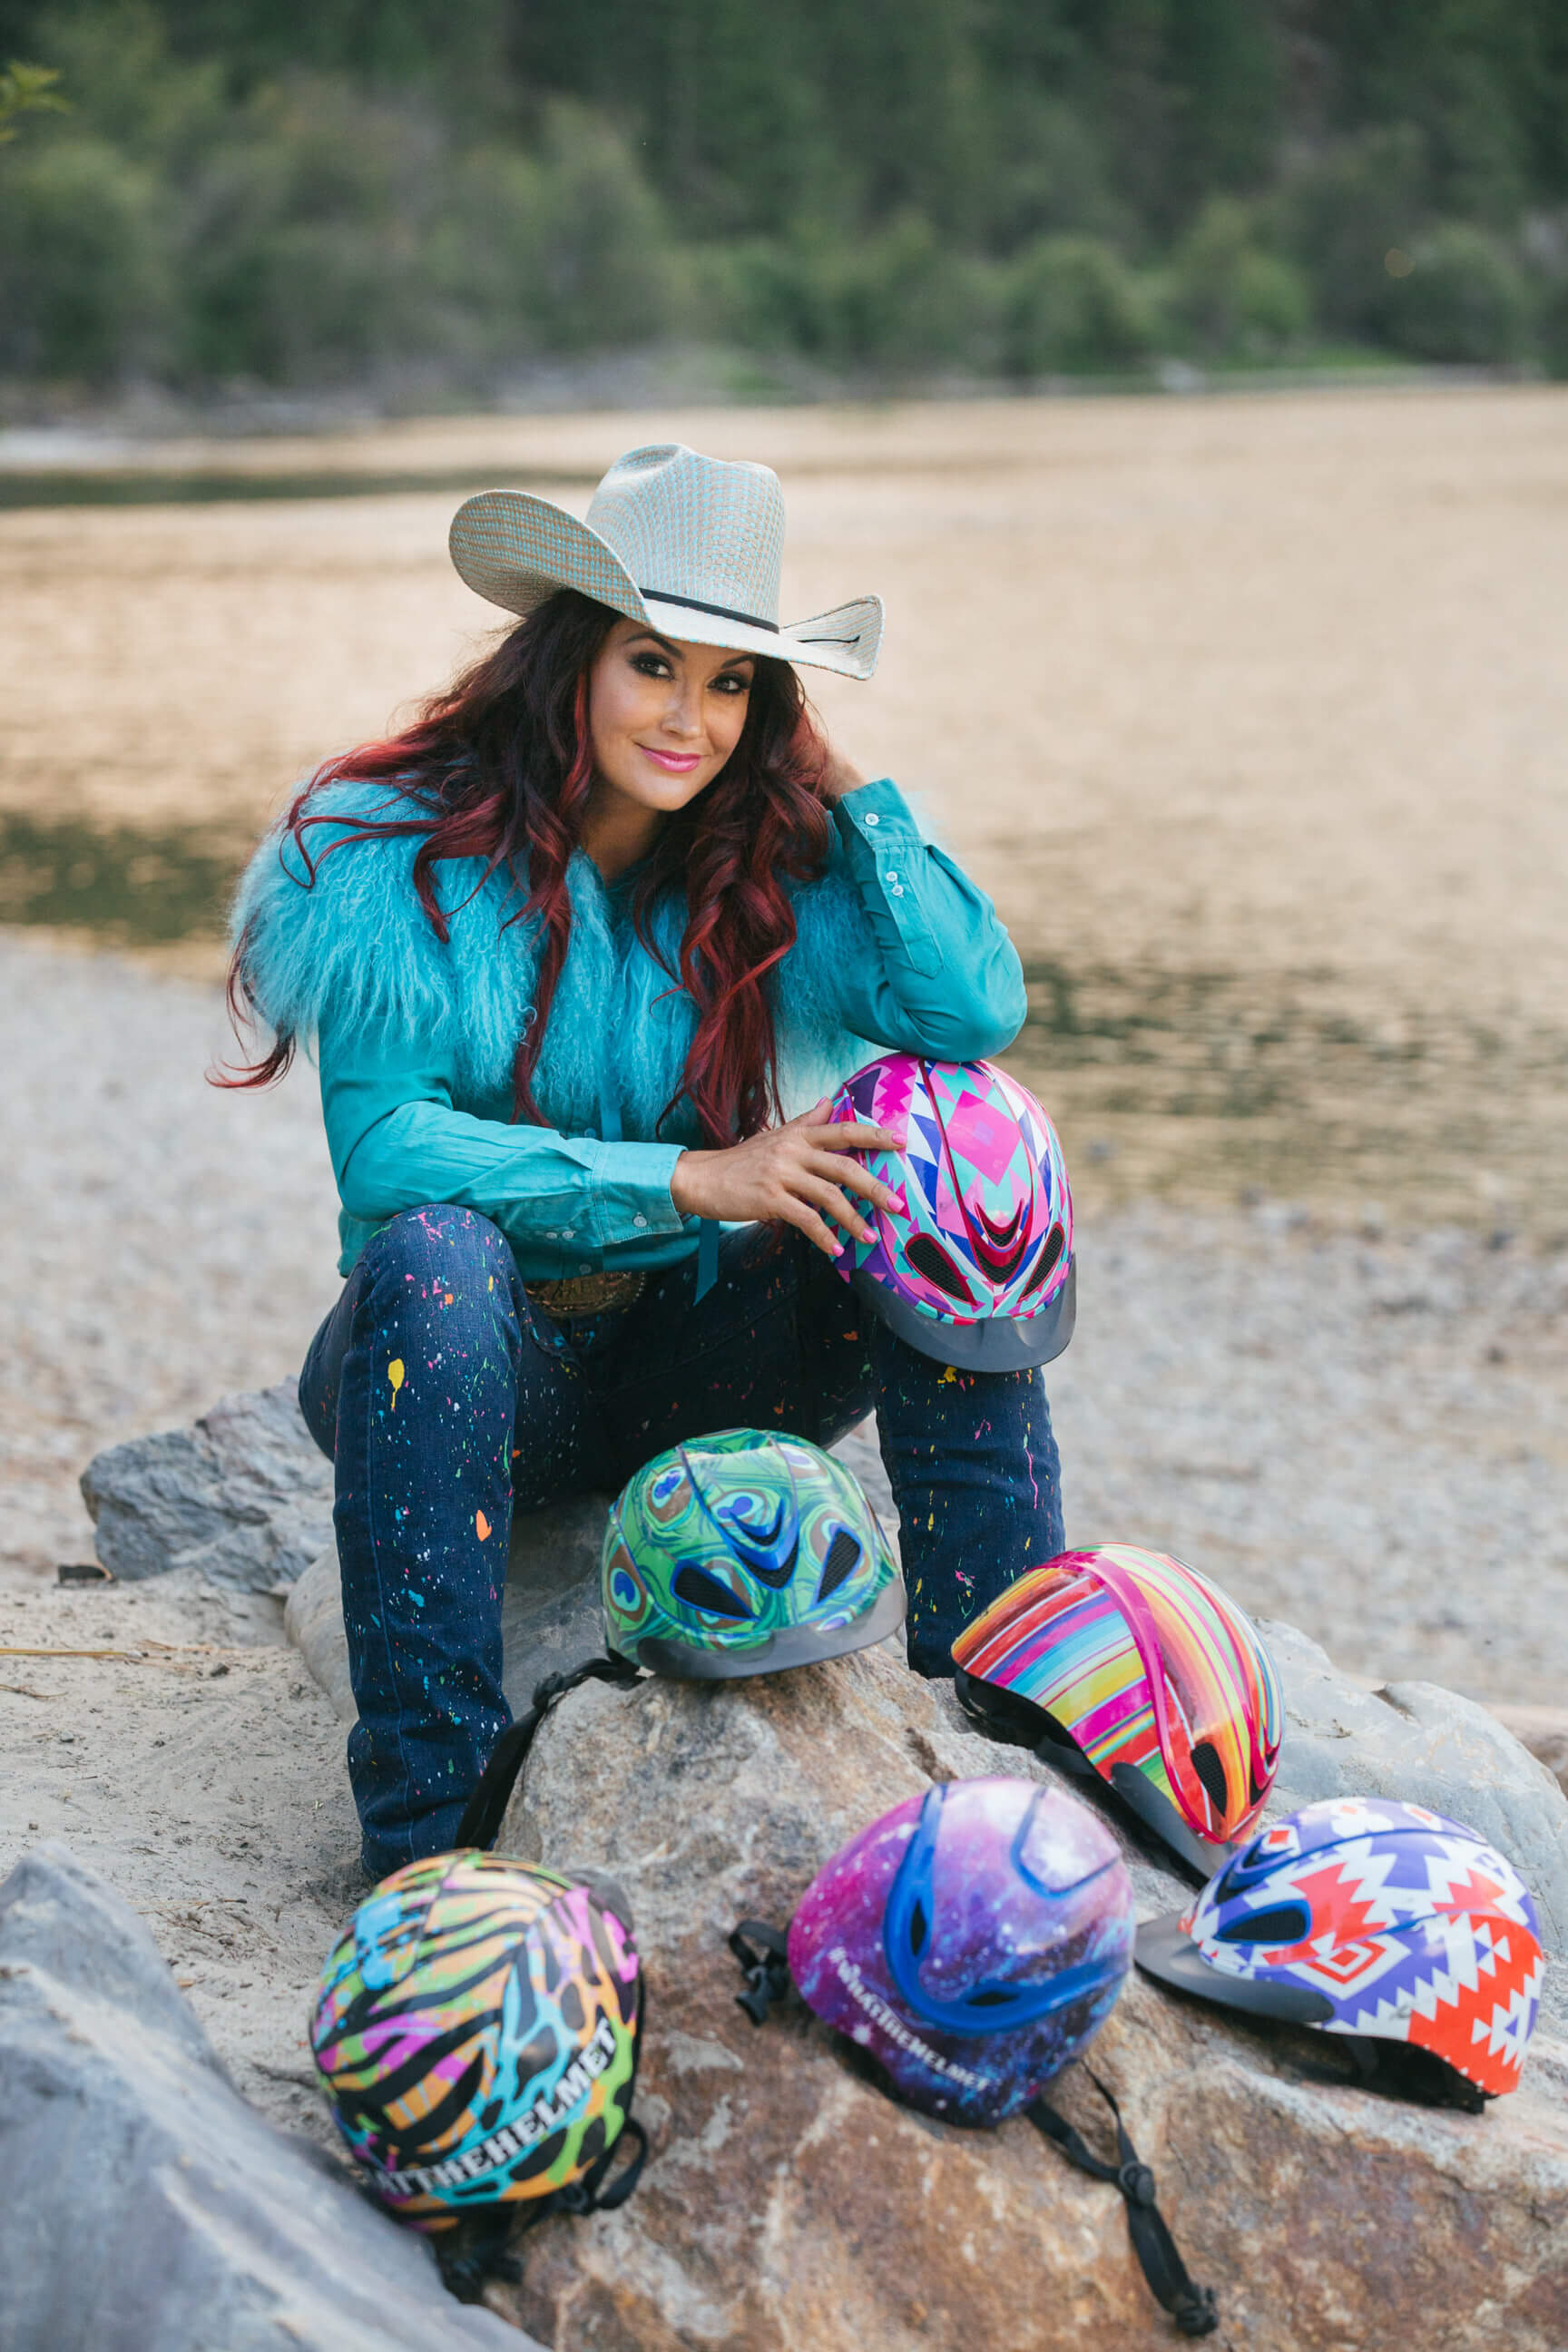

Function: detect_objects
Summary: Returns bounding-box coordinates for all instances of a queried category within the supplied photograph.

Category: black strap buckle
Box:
[1118,2158,1157,2209]
[728,1919,791,2025]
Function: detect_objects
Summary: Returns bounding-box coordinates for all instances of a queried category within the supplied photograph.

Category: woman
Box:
[226,443,1063,1877]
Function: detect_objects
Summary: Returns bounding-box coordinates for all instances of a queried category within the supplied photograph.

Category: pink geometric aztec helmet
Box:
[825,1054,1074,1371]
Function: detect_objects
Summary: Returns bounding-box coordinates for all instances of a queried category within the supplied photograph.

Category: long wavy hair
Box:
[220,589,834,1143]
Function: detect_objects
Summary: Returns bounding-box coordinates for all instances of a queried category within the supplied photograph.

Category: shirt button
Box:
[544,1230,557,1240]
[893,885,906,896]
[863,812,879,826]
[632,1214,648,1229]
[885,869,898,880]
[562,1229,575,1240]
[579,1264,591,1275]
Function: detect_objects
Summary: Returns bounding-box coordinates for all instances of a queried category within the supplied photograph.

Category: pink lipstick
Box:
[638,745,703,774]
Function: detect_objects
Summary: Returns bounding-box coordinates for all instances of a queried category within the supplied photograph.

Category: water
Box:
[0,466,594,510]
[4,816,1562,1235]
[0,814,239,945]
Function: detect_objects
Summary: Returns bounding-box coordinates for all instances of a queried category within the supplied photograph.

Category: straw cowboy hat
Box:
[448,443,883,681]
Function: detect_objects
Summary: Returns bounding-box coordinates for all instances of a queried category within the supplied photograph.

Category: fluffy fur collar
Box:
[231,781,872,1142]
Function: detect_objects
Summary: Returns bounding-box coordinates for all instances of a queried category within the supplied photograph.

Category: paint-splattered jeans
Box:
[299,1205,1063,1877]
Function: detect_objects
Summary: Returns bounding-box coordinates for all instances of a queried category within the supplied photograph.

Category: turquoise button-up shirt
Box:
[316,778,1025,1279]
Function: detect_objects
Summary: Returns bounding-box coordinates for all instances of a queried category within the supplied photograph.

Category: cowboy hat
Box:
[448,443,882,681]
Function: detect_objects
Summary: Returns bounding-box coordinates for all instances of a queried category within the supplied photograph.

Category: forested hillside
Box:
[3,0,1566,395]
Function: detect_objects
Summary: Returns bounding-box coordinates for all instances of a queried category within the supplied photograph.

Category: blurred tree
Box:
[1,0,1564,389]
[1168,194,1312,357]
[1004,233,1156,374]
[0,56,66,138]
[1384,220,1532,362]
[1270,123,1430,340]
[0,134,172,372]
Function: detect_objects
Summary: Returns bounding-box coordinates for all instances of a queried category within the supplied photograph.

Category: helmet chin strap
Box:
[1026,2077,1218,2337]
[456,1654,644,1851]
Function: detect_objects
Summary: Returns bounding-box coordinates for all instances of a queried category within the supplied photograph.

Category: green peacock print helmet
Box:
[603,1427,906,1678]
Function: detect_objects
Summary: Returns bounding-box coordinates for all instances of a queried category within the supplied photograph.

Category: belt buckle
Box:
[530,1270,645,1318]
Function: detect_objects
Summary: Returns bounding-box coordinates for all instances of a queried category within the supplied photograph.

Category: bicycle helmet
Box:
[603,1426,904,1677]
[786,1775,1132,2124]
[1138,1797,1544,2108]
[309,1851,642,2230]
[824,1054,1074,1371]
[953,1546,1283,1876]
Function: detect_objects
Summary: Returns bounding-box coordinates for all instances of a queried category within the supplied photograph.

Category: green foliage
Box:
[1004,236,1156,377]
[1271,125,1431,342]
[0,56,66,139]
[713,216,993,372]
[1169,197,1312,359]
[0,133,170,372]
[1384,221,1533,364]
[1,1,1565,390]
[1538,246,1568,379]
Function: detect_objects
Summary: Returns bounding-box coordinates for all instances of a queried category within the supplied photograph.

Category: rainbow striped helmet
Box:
[823,1054,1074,1371]
[309,1852,641,2229]
[603,1427,904,1677]
[952,1547,1283,1874]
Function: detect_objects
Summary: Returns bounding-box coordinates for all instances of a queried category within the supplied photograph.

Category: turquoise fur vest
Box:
[231,781,875,1142]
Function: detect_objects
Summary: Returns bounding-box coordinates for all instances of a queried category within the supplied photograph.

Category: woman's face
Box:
[586,618,755,815]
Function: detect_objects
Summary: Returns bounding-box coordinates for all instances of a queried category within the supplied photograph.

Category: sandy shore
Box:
[1,929,1563,2140]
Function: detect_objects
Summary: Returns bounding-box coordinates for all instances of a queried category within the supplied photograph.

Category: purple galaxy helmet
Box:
[787,1776,1133,2124]
[824,1055,1074,1370]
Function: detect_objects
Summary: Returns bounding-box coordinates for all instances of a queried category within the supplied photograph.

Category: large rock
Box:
[1491,1702,1568,1801]
[479,1645,1568,2352]
[81,1379,332,1591]
[0,1842,530,2352]
[287,1418,901,1724]
[287,1493,614,1724]
[1264,1616,1568,2034]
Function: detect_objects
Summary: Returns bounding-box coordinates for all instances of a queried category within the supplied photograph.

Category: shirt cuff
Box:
[833,778,942,977]
[833,776,922,847]
[586,1139,691,1248]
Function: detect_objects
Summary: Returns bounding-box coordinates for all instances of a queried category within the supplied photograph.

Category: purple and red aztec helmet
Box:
[786,1776,1133,2125]
[824,1055,1074,1371]
[1137,1798,1544,2105]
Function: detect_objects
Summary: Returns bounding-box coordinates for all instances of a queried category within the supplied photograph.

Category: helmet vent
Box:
[817,1527,863,1601]
[909,1896,929,1955]
[904,1232,973,1301]
[1214,1901,1309,1947]
[1021,1224,1065,1297]
[1190,1740,1229,1814]
[671,1563,754,1620]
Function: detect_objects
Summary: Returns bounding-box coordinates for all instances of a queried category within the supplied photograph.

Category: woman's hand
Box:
[670,1099,904,1259]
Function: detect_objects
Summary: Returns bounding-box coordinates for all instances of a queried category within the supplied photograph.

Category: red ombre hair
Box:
[221,589,833,1143]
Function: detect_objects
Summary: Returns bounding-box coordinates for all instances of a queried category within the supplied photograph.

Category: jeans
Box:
[299,1206,1063,1877]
